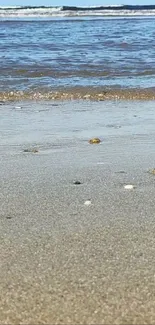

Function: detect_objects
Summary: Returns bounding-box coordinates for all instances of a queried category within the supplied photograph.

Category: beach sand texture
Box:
[1,100,155,324]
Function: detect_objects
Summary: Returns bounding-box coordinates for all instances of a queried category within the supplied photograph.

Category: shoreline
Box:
[1,87,155,101]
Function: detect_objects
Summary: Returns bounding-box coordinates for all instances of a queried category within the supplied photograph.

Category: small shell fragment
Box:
[84,200,91,206]
[124,185,135,190]
[89,138,101,144]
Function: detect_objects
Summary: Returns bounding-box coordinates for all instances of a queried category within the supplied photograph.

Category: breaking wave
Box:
[1,5,155,18]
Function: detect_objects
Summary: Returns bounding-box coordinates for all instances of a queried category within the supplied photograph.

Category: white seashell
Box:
[84,200,91,206]
[124,185,135,190]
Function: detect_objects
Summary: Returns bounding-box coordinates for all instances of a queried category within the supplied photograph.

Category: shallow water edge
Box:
[1,87,155,101]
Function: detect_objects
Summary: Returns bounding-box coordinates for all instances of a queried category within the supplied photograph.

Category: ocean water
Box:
[0,7,155,100]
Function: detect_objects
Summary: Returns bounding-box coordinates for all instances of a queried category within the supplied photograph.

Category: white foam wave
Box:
[0,6,155,18]
[0,7,62,17]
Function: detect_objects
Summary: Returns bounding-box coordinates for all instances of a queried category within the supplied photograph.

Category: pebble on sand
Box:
[124,185,135,190]
[84,200,92,206]
[89,138,101,144]
[23,148,39,153]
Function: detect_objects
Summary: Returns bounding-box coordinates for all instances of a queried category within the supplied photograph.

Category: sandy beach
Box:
[1,99,155,324]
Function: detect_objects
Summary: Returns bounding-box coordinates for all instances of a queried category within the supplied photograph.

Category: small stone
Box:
[124,185,135,190]
[84,200,91,206]
[23,148,39,153]
[89,138,101,144]
[84,94,90,99]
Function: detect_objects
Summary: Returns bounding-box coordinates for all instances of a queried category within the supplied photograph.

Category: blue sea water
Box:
[0,9,155,98]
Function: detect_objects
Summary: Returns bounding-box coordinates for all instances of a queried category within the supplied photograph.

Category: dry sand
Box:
[1,100,155,324]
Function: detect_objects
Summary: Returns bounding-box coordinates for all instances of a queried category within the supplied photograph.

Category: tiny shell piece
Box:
[84,200,92,206]
[124,185,135,190]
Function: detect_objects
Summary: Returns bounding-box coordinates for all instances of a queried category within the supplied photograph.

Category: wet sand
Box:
[1,100,155,324]
[1,87,155,101]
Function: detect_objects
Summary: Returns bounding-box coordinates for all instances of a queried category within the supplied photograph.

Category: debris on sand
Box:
[23,148,39,153]
[124,184,135,190]
[73,181,82,185]
[89,138,101,144]
[84,200,92,206]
